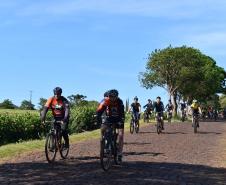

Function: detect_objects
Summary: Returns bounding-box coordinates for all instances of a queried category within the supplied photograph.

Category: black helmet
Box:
[134,96,138,101]
[53,87,62,95]
[156,96,161,100]
[104,90,109,97]
[148,99,151,102]
[108,89,119,97]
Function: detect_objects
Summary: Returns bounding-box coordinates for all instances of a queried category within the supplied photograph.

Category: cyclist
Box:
[96,89,125,162]
[41,87,70,148]
[165,99,174,121]
[190,99,202,127]
[129,96,141,122]
[143,99,153,120]
[153,96,164,129]
[180,100,187,119]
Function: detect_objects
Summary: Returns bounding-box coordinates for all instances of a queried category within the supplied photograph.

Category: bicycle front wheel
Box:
[135,121,139,133]
[157,121,161,134]
[130,120,134,134]
[100,137,112,171]
[45,133,57,163]
[194,119,198,133]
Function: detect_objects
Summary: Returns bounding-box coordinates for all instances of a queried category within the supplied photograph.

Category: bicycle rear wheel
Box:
[157,121,161,134]
[45,133,57,163]
[100,137,112,171]
[135,121,139,133]
[130,120,134,134]
[60,136,69,159]
[194,119,198,133]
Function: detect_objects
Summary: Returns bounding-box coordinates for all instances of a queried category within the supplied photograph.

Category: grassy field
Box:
[0,120,152,162]
[0,109,39,114]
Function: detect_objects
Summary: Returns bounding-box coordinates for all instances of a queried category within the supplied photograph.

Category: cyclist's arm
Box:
[96,99,107,124]
[138,103,141,113]
[62,97,70,122]
[119,98,125,122]
[41,98,52,122]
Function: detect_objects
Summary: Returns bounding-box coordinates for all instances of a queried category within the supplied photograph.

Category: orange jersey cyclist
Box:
[41,87,70,148]
[96,89,125,162]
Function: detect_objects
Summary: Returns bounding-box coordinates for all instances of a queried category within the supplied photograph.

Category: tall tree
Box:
[0,99,16,109]
[20,100,35,110]
[67,94,87,106]
[139,45,225,115]
[38,98,47,110]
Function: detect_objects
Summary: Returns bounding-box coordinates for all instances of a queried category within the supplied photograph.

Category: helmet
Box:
[156,96,161,100]
[148,99,151,102]
[193,99,198,103]
[53,87,62,95]
[108,89,119,97]
[134,96,138,101]
[168,99,171,102]
[104,91,109,97]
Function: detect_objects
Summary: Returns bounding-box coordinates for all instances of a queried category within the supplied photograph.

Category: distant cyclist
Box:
[129,96,141,121]
[180,100,187,120]
[165,99,174,121]
[96,89,125,162]
[153,96,164,129]
[190,99,202,127]
[41,87,70,148]
[143,99,153,119]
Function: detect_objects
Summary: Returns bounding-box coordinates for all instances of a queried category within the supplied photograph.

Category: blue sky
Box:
[0,0,226,109]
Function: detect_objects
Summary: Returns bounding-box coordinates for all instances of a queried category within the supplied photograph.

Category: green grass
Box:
[0,120,150,162]
[0,109,39,114]
[0,118,186,162]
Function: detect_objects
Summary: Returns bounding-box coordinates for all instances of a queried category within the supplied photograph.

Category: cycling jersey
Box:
[44,96,69,118]
[97,97,125,124]
[165,103,173,111]
[143,103,153,111]
[131,103,141,112]
[191,102,200,110]
[153,101,164,112]
[180,103,186,110]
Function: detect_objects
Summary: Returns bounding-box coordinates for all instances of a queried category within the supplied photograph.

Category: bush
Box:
[0,112,44,145]
[69,105,98,133]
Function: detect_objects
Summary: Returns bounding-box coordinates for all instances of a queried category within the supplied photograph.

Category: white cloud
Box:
[14,0,226,19]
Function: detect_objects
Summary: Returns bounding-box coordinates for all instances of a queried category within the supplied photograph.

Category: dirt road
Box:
[0,121,226,185]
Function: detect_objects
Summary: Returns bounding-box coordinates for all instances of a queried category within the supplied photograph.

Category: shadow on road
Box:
[0,160,225,185]
[197,131,222,135]
[124,151,163,157]
[124,142,152,145]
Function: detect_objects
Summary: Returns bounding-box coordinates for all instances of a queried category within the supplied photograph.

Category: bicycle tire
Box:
[59,136,69,159]
[100,137,112,171]
[45,133,57,163]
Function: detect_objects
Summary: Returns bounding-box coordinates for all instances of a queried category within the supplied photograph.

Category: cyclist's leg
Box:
[116,122,124,161]
[61,120,69,148]
[160,112,164,129]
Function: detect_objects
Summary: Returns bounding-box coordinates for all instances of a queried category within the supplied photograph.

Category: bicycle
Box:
[143,110,151,123]
[156,112,163,134]
[167,110,173,123]
[181,109,186,122]
[44,120,69,163]
[100,122,121,171]
[193,113,199,133]
[130,112,139,134]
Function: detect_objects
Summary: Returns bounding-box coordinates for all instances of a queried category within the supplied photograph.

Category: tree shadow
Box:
[138,131,157,134]
[124,142,152,145]
[0,160,225,185]
[197,131,222,135]
[163,132,187,135]
[124,151,164,157]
